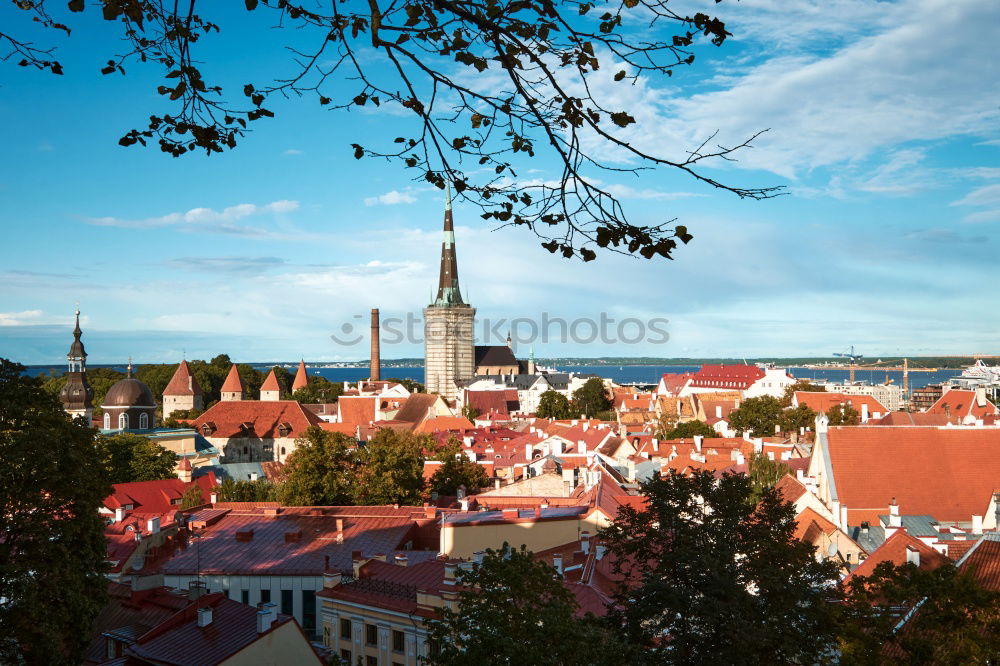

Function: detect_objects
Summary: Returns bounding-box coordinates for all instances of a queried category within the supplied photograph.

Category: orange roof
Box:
[163,360,202,397]
[339,396,376,426]
[260,368,281,392]
[875,411,952,426]
[774,473,808,504]
[415,415,475,434]
[292,360,309,392]
[193,400,322,439]
[793,507,839,543]
[825,426,1000,522]
[221,364,244,393]
[958,536,1000,591]
[927,389,998,421]
[845,530,950,583]
[795,391,887,415]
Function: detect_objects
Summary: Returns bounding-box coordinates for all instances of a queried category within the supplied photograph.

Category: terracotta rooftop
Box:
[875,411,952,426]
[163,360,203,397]
[260,368,281,393]
[957,534,1000,591]
[927,389,998,421]
[193,400,323,439]
[220,364,245,394]
[292,360,309,392]
[104,475,217,515]
[795,391,887,416]
[845,530,950,583]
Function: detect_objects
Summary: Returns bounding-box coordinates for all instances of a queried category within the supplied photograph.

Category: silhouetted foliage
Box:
[96,432,177,483]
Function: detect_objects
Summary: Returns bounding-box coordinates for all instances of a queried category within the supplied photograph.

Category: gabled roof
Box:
[795,391,887,415]
[689,364,765,390]
[414,415,475,434]
[163,360,203,397]
[220,364,245,394]
[956,534,1000,591]
[474,345,519,367]
[825,426,1000,522]
[395,394,445,424]
[875,411,952,426]
[927,389,998,421]
[104,475,217,515]
[658,372,693,396]
[292,360,309,392]
[793,507,840,543]
[84,583,191,664]
[774,473,809,504]
[193,401,323,439]
[339,396,377,426]
[260,368,281,393]
[845,530,950,583]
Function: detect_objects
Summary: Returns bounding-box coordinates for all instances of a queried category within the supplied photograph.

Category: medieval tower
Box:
[59,308,94,422]
[423,188,475,398]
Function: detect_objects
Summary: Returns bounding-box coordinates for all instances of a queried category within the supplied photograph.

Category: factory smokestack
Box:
[370,308,381,381]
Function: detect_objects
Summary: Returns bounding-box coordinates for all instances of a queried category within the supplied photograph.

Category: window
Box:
[103,413,110,429]
[139,413,148,429]
[281,589,293,616]
[366,657,378,666]
[241,590,249,605]
[366,623,378,646]
[392,630,404,653]
[119,412,128,429]
[322,625,331,647]
[340,649,352,664]
[340,618,351,639]
[302,589,316,636]
[260,589,271,605]
[280,446,286,457]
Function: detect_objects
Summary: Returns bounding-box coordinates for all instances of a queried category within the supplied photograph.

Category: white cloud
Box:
[951,184,1000,208]
[84,200,309,239]
[0,310,55,326]
[283,149,303,155]
[364,190,418,206]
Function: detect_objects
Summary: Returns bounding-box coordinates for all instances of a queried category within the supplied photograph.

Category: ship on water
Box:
[960,359,1000,383]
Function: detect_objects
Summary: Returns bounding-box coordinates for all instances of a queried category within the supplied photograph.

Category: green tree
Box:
[664,420,719,439]
[839,561,1000,665]
[746,452,790,503]
[536,390,576,419]
[778,403,817,434]
[572,378,611,418]
[727,395,784,437]
[599,471,840,665]
[425,544,632,666]
[96,432,177,484]
[429,440,489,496]
[2,0,771,262]
[279,427,359,506]
[460,404,480,421]
[353,429,427,506]
[180,484,205,509]
[292,375,344,404]
[780,379,826,407]
[0,359,111,664]
[216,477,279,502]
[827,403,860,426]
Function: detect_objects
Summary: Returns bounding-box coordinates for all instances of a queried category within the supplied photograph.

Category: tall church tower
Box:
[423,187,475,398]
[59,308,94,423]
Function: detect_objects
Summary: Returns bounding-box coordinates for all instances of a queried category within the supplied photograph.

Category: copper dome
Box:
[103,377,156,408]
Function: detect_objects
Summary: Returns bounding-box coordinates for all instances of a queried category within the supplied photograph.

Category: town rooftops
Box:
[927,389,998,422]
[824,426,1000,523]
[104,475,217,515]
[193,400,323,439]
[442,506,588,527]
[794,391,888,416]
[875,411,953,426]
[845,530,951,583]
[688,364,765,390]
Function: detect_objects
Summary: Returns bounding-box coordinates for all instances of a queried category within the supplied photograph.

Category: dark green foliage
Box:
[778,403,817,434]
[292,375,344,404]
[746,452,790,502]
[599,471,840,665]
[727,395,784,437]
[425,544,633,666]
[429,439,489,496]
[536,390,576,419]
[180,484,205,509]
[839,561,1000,665]
[278,427,359,506]
[780,379,826,406]
[354,429,427,506]
[0,359,111,665]
[662,419,719,439]
[215,477,279,502]
[96,432,176,483]
[827,403,860,425]
[572,378,612,417]
[460,404,480,421]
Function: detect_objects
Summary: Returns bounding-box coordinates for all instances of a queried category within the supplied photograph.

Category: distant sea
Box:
[24,363,962,389]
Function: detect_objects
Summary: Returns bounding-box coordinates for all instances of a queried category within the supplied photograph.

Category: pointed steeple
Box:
[431,184,466,307]
[61,307,93,416]
[164,360,203,397]
[221,364,245,401]
[67,307,87,371]
[260,368,282,401]
[292,359,309,393]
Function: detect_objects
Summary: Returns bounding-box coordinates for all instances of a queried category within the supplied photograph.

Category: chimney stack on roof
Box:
[256,604,276,633]
[905,546,920,567]
[595,545,606,561]
[552,554,563,575]
[395,554,408,567]
[197,607,213,628]
[973,514,984,535]
[580,531,591,554]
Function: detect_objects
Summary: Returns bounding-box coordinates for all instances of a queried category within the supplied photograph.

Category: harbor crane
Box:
[833,345,864,383]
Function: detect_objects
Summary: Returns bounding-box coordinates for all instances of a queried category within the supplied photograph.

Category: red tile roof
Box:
[292,360,309,392]
[689,364,765,390]
[220,364,244,394]
[845,530,950,583]
[795,391,887,415]
[825,426,1000,522]
[338,396,376,426]
[260,369,281,393]
[104,475,217,515]
[774,474,809,504]
[318,558,448,616]
[415,415,475,434]
[957,536,1000,590]
[193,400,323,439]
[793,507,839,543]
[163,360,203,397]
[875,411,952,426]
[927,389,998,421]
[84,583,191,664]
[658,372,694,396]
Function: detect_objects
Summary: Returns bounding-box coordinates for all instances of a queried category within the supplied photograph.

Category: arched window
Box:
[139,413,148,429]
[119,412,129,430]
[280,447,286,458]
[103,413,110,429]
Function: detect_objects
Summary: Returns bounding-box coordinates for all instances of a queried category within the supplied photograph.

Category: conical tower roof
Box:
[221,364,245,393]
[260,368,281,392]
[431,185,466,307]
[164,360,203,396]
[68,309,86,359]
[292,360,309,392]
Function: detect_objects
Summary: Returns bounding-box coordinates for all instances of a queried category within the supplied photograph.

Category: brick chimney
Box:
[370,308,380,382]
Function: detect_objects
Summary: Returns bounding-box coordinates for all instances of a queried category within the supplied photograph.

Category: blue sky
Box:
[1,0,998,364]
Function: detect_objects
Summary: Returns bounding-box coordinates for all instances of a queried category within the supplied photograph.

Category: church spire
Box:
[67,307,87,371]
[432,184,466,307]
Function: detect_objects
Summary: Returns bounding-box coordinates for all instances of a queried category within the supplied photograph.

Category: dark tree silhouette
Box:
[3,0,781,261]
